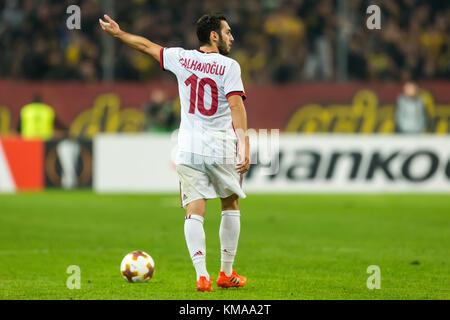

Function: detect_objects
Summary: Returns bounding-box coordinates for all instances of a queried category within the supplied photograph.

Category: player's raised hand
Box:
[99,14,122,37]
[98,14,162,60]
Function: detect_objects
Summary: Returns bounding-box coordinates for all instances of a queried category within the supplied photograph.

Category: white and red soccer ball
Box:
[120,251,155,283]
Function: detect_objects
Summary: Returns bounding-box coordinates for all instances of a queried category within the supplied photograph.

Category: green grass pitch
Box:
[0,191,449,300]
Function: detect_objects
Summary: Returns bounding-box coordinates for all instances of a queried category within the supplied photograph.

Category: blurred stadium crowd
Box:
[0,0,449,84]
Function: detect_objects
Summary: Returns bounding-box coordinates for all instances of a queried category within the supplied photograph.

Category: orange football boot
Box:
[196,276,213,292]
[216,270,247,289]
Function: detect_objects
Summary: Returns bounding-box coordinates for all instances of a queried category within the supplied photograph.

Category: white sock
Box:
[184,214,209,281]
[219,210,240,277]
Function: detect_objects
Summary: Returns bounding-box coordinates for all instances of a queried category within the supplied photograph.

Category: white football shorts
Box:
[175,152,246,208]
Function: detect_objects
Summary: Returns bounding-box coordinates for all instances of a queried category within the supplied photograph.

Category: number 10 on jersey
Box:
[185,74,218,116]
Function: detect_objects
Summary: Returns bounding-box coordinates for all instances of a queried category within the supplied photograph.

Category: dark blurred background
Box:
[1,0,449,83]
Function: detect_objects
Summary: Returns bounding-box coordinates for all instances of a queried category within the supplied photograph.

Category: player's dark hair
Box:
[196,13,227,45]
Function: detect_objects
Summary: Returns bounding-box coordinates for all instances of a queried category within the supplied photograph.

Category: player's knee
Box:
[186,199,206,217]
[221,194,239,211]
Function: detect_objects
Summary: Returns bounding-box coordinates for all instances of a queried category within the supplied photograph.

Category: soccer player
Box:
[99,13,250,292]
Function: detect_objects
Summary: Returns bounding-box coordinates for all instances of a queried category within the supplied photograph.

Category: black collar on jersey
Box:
[197,49,218,54]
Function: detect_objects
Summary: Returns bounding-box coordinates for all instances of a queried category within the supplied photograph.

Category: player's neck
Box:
[199,44,219,53]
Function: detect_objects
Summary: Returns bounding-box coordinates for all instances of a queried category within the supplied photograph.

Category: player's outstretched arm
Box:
[228,95,250,174]
[99,14,162,62]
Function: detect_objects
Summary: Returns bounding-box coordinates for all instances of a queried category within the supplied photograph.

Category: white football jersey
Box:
[160,47,246,159]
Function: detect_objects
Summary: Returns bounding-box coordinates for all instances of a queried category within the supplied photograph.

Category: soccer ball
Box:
[120,251,155,283]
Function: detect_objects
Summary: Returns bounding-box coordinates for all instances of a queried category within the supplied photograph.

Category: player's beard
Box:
[217,34,230,56]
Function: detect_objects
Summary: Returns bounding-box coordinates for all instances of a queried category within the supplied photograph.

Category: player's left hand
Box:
[235,155,250,174]
[236,137,250,174]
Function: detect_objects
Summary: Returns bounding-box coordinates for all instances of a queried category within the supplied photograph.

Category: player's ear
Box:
[210,30,219,43]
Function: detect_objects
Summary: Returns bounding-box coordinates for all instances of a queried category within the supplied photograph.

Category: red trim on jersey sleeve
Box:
[226,91,247,100]
[159,47,165,70]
